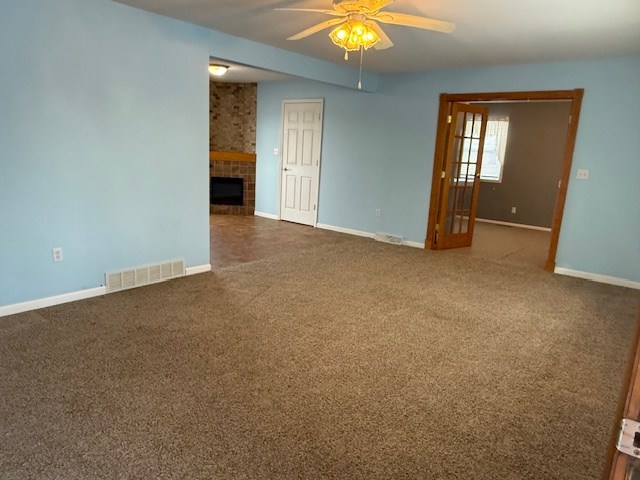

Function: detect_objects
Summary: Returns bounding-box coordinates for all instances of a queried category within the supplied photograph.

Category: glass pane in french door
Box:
[443,109,484,236]
[445,132,463,235]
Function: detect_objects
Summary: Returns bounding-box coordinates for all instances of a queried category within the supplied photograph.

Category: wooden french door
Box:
[433,103,488,249]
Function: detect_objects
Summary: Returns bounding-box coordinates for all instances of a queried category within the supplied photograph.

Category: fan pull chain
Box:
[357,45,364,90]
[344,50,348,61]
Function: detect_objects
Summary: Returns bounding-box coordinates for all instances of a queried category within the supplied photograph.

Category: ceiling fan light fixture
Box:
[329,20,380,52]
[208,64,229,77]
[335,28,348,41]
[279,0,454,89]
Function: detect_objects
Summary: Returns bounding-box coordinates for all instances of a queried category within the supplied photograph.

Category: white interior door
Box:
[279,100,323,226]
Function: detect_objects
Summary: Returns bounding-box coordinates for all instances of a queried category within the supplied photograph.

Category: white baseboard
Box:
[316,223,376,239]
[185,264,212,275]
[476,218,552,232]
[0,287,108,318]
[254,211,279,220]
[317,223,425,248]
[257,217,425,248]
[554,267,640,290]
[0,263,212,318]
[403,240,426,249]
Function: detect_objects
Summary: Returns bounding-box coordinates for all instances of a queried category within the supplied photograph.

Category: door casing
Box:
[425,89,584,271]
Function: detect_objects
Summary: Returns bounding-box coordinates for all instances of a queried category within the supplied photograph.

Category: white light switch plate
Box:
[273,147,279,155]
[576,168,589,180]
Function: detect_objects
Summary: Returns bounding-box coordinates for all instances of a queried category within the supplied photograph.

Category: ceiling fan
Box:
[276,0,455,55]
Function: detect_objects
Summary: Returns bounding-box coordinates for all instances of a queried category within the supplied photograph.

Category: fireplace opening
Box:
[210,176,243,206]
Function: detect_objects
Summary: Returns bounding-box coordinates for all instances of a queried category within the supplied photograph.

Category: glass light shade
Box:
[329,20,380,52]
[208,64,229,77]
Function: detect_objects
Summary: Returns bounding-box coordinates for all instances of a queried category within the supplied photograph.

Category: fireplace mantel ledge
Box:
[210,151,256,163]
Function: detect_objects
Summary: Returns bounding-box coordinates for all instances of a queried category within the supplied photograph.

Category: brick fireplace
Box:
[209,156,255,215]
[209,81,256,215]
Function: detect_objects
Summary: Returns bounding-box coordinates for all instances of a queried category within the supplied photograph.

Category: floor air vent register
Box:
[374,233,404,245]
[106,260,185,293]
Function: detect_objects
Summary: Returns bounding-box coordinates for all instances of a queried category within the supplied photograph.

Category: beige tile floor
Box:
[210,214,551,271]
[209,214,354,269]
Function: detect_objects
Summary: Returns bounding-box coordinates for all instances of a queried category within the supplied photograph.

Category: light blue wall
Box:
[256,81,433,241]
[256,56,640,282]
[1,0,637,307]
[0,0,375,307]
[0,0,210,305]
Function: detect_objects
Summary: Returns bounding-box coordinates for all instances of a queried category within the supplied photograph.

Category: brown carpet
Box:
[1,239,638,479]
[460,221,552,269]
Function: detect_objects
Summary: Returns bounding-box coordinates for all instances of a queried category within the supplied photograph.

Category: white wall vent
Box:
[374,233,404,245]
[105,260,185,293]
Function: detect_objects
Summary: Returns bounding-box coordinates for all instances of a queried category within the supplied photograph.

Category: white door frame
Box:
[277,98,324,227]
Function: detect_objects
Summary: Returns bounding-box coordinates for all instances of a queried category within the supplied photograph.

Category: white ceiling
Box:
[115,0,640,74]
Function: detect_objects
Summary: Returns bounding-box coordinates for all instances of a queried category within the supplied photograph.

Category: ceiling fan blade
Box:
[287,18,346,41]
[371,12,455,33]
[364,21,394,50]
[275,8,345,17]
[370,0,395,12]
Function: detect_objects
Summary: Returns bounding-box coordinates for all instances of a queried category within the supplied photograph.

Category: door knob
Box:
[283,167,290,171]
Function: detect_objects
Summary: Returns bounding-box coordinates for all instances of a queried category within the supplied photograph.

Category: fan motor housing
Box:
[334,0,386,13]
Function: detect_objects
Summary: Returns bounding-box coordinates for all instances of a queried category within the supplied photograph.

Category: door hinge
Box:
[435,223,440,231]
[616,418,640,459]
[313,204,316,211]
[447,115,452,124]
[568,114,572,124]
[441,171,446,179]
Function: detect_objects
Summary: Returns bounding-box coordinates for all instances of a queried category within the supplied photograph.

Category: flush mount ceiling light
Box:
[208,64,229,77]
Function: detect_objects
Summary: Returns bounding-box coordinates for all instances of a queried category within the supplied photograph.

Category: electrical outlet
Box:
[375,209,381,217]
[52,247,63,262]
[576,168,589,180]
[511,207,517,214]
[273,147,279,155]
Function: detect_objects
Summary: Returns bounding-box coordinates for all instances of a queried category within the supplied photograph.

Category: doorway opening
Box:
[208,78,257,216]
[425,89,584,272]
